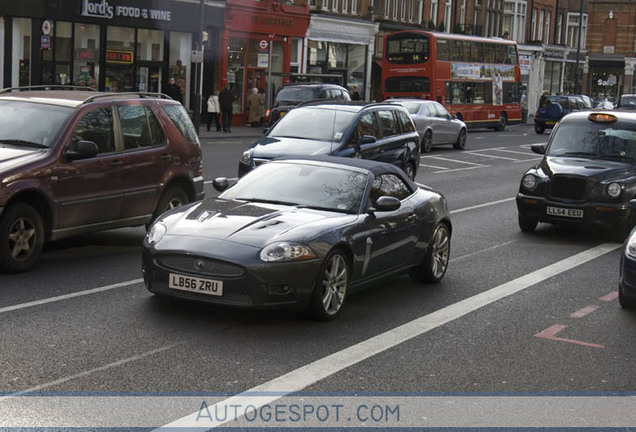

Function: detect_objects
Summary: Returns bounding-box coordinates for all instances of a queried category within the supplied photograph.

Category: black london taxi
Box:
[516,110,636,240]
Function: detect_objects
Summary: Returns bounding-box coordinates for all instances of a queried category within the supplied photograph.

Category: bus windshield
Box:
[386,33,430,64]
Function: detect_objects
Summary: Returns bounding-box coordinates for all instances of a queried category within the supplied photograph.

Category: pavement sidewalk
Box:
[198,125,265,140]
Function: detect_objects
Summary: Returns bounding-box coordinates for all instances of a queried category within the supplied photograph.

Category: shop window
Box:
[137,29,163,61]
[12,18,31,87]
[227,37,245,114]
[74,23,100,89]
[105,26,135,92]
[55,22,72,62]
[169,31,193,106]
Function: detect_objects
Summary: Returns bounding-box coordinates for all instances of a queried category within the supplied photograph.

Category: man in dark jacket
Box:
[218,85,235,133]
[166,77,182,103]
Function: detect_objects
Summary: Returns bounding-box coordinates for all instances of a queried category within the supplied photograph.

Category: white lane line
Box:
[0,279,143,315]
[489,148,538,156]
[465,151,519,161]
[423,156,484,166]
[420,163,449,170]
[433,165,490,174]
[0,342,185,402]
[158,242,621,429]
[450,197,515,214]
[514,157,542,163]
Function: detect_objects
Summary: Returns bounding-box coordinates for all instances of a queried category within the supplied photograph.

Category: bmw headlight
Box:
[147,223,167,245]
[240,150,251,165]
[522,174,537,190]
[260,242,317,262]
[607,182,622,198]
[626,230,636,259]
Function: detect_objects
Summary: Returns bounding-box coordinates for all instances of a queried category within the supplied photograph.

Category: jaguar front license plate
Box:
[169,273,223,296]
[547,206,583,218]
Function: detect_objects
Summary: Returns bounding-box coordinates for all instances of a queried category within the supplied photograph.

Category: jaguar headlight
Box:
[522,174,537,190]
[260,242,317,262]
[147,223,167,245]
[607,182,621,198]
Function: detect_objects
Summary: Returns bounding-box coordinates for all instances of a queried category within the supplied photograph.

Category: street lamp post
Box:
[193,0,206,133]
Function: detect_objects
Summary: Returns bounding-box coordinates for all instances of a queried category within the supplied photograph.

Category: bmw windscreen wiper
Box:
[0,139,48,149]
[240,198,301,206]
[555,151,598,157]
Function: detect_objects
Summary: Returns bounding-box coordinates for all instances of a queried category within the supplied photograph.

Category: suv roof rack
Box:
[289,73,344,85]
[81,92,173,104]
[0,85,98,94]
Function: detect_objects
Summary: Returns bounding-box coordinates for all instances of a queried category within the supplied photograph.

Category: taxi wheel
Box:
[307,249,349,321]
[410,223,450,283]
[518,215,538,233]
[0,203,44,274]
[403,162,416,180]
[535,124,546,134]
[495,113,507,131]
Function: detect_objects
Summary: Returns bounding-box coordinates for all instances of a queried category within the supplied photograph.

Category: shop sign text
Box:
[81,0,172,21]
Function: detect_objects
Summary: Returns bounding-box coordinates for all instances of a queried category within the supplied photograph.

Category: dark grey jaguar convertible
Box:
[142,156,452,320]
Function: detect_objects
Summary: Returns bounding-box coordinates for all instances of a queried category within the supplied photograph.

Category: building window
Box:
[393,0,398,19]
[73,23,100,89]
[322,0,329,11]
[430,0,438,25]
[384,0,390,18]
[351,0,357,13]
[409,0,415,21]
[556,13,563,44]
[12,18,31,87]
[332,0,339,12]
[538,9,544,42]
[544,11,551,44]
[531,8,537,40]
[401,0,406,20]
[444,0,451,32]
[309,0,317,8]
[342,0,348,13]
[567,12,587,49]
[460,0,466,25]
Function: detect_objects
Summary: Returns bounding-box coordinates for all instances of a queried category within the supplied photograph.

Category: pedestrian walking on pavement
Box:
[219,84,235,133]
[166,76,182,103]
[247,88,262,128]
[207,89,221,132]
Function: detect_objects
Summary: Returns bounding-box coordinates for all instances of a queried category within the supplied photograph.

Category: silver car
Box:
[387,99,467,153]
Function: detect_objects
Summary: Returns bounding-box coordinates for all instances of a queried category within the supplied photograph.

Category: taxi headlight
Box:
[147,223,167,245]
[607,182,621,198]
[522,174,537,190]
[626,230,636,259]
[240,150,251,165]
[260,242,317,262]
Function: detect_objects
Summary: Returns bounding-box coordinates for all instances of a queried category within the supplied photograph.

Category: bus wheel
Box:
[495,112,507,131]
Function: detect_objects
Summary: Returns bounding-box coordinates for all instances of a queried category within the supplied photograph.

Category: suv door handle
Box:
[110,160,124,167]
[407,214,417,222]
[160,154,173,161]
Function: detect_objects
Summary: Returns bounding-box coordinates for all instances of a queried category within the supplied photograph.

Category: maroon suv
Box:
[0,87,204,273]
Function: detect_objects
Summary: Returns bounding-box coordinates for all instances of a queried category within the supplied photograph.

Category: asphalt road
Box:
[1,124,635,429]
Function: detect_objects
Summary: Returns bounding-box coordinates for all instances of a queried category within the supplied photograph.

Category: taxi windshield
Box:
[547,123,636,162]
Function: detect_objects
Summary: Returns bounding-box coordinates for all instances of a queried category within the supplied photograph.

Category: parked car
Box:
[386,99,467,152]
[239,101,420,179]
[0,86,204,273]
[517,110,636,239]
[620,202,636,308]
[265,83,351,126]
[534,94,590,134]
[142,156,452,320]
[617,94,636,110]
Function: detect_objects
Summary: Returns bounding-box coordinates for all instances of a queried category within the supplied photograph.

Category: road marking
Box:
[599,291,618,302]
[420,163,449,170]
[570,305,599,318]
[0,342,185,402]
[158,242,620,429]
[433,165,490,174]
[489,148,538,156]
[465,151,519,161]
[0,279,143,315]
[450,197,515,214]
[422,156,484,166]
[535,324,605,349]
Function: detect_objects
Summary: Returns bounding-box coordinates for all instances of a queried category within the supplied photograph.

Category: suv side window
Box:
[71,108,114,154]
[352,112,378,144]
[118,105,166,150]
[163,104,199,143]
[395,109,415,133]
[378,110,399,137]
[369,173,413,206]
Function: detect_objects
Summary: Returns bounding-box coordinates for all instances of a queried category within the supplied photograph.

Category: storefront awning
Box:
[307,15,378,45]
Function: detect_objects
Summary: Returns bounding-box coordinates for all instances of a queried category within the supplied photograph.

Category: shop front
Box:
[221,0,310,126]
[305,15,378,101]
[1,0,222,111]
[588,56,634,101]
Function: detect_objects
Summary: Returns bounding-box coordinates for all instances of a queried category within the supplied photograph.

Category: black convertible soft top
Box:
[271,155,418,190]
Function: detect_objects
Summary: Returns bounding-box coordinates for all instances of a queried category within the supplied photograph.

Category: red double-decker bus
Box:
[382,30,522,131]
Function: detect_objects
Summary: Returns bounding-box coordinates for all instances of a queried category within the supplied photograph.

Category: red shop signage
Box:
[106,50,134,64]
